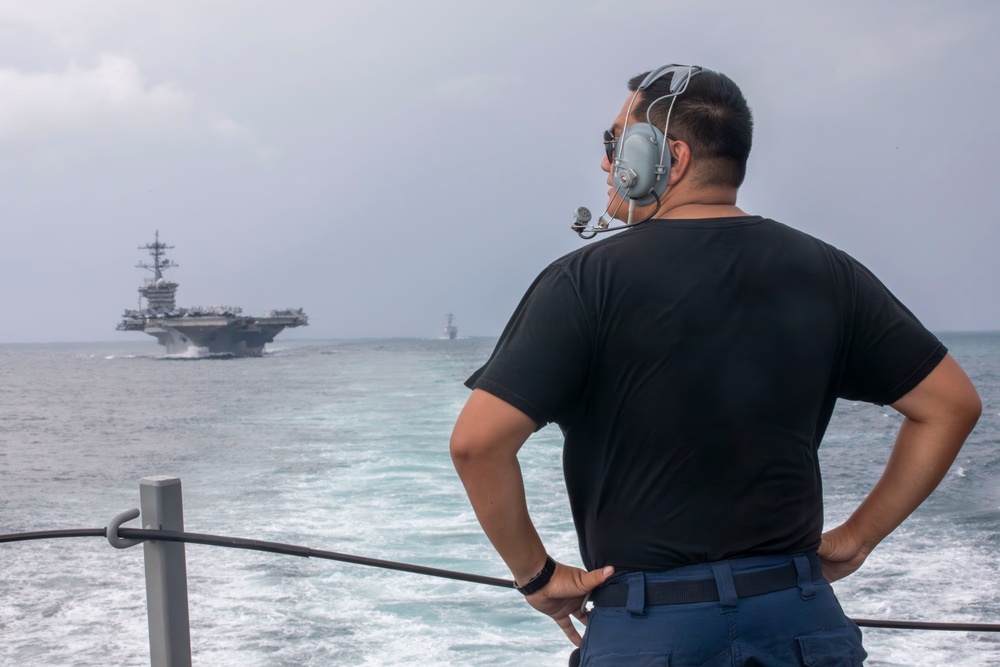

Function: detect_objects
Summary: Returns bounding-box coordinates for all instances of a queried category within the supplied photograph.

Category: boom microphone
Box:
[570,207,602,239]
[572,185,660,239]
[571,182,635,239]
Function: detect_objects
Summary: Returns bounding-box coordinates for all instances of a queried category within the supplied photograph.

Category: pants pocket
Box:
[796,626,868,667]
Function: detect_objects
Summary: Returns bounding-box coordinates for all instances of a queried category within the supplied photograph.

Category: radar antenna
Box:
[136,230,179,282]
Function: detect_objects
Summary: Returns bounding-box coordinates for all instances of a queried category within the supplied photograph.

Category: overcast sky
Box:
[1,0,997,343]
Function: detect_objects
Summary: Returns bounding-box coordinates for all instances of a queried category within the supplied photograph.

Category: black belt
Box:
[590,561,819,608]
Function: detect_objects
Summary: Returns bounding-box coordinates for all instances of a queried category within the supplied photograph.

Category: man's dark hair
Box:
[628,68,753,188]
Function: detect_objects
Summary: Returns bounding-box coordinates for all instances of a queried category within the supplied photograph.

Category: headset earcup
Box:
[616,123,670,205]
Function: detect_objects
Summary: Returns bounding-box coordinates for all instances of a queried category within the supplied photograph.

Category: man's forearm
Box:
[452,449,548,584]
[840,413,974,553]
[450,388,549,584]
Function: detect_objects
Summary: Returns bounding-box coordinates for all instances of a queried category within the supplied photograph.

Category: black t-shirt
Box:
[466,216,946,572]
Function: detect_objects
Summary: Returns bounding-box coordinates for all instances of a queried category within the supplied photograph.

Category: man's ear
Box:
[667,139,692,186]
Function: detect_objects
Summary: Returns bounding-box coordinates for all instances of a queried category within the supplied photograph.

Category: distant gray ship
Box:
[117,232,307,356]
[443,313,458,340]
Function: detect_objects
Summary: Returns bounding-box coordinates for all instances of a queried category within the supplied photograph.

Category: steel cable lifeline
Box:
[2,525,1000,633]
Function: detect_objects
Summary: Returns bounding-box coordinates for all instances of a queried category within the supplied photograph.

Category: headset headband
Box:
[638,64,704,94]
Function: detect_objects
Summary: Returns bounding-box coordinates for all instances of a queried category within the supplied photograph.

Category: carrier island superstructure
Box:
[117,232,307,356]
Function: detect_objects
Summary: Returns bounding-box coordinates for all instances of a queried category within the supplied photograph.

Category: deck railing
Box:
[2,476,999,666]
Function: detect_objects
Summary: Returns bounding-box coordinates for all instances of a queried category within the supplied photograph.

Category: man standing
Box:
[450,65,981,665]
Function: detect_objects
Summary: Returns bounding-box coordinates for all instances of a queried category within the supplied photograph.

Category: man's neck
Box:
[657,203,748,219]
[652,185,747,219]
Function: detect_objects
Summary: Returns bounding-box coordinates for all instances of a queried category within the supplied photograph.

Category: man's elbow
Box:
[450,426,495,470]
[947,359,983,431]
[956,385,983,432]
[449,429,477,467]
[450,389,537,469]
[935,376,982,445]
[893,354,982,434]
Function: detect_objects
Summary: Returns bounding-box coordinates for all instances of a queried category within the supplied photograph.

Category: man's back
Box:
[469,216,945,571]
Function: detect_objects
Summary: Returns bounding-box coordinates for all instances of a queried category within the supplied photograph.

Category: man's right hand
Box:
[525,561,615,647]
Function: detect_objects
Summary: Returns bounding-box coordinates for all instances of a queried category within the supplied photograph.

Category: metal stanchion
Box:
[140,476,192,667]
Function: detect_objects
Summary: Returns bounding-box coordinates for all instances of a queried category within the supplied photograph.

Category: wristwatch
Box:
[515,555,556,595]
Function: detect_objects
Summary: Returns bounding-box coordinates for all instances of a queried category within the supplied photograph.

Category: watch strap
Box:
[515,555,556,595]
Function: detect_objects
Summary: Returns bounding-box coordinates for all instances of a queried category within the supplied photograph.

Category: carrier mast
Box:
[136,230,179,311]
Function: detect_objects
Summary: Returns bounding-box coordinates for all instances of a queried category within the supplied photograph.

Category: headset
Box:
[572,64,706,238]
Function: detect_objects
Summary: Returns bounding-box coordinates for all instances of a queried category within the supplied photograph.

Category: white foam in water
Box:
[1,337,998,665]
[167,345,213,359]
[829,532,1000,666]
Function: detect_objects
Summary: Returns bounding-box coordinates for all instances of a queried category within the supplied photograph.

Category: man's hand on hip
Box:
[817,523,870,582]
[525,561,616,647]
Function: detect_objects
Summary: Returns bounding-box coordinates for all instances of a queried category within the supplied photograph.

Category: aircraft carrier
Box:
[117,232,307,356]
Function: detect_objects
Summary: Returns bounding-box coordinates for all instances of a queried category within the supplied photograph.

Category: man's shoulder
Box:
[552,216,802,256]
[544,217,862,280]
[543,234,622,274]
[753,218,860,265]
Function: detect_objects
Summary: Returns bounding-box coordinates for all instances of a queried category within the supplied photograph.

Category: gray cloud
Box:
[0,0,997,342]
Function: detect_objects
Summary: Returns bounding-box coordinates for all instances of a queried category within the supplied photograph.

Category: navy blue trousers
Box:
[577,553,866,666]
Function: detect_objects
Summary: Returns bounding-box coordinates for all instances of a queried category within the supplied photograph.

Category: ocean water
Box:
[0,334,998,666]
